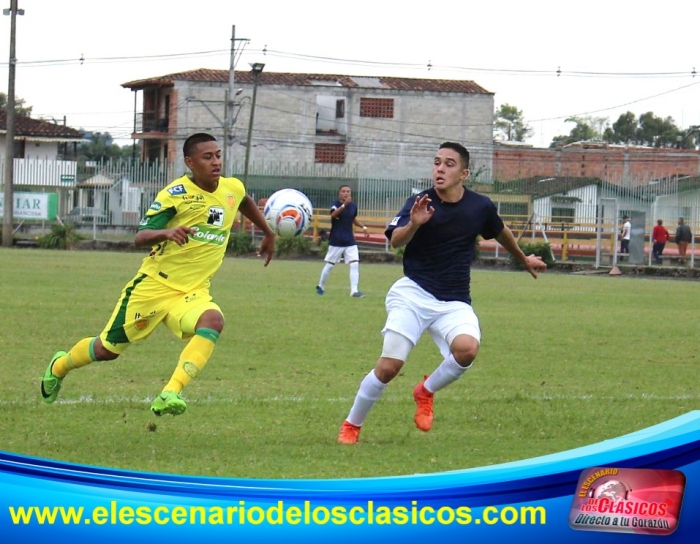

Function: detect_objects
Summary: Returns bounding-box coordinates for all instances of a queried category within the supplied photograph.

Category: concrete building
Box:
[122,69,495,180]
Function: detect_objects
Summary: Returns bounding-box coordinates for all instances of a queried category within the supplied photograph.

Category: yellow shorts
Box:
[99,273,222,354]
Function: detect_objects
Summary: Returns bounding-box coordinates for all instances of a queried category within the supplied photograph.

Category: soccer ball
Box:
[263,188,313,237]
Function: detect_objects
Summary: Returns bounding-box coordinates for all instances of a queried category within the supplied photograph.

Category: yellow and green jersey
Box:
[137,175,246,292]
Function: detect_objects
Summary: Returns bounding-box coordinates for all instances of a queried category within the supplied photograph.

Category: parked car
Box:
[65,207,109,225]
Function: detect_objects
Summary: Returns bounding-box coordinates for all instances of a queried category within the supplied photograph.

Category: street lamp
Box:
[243,63,265,185]
[239,63,264,232]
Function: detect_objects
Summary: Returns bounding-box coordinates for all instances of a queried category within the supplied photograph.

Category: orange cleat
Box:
[413,377,434,432]
[337,420,362,444]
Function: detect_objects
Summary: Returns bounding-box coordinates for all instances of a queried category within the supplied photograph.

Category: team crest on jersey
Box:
[207,206,225,227]
[168,184,187,196]
[226,194,237,209]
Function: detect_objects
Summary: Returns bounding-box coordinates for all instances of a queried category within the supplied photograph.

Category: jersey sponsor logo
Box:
[167,184,187,196]
[189,224,228,246]
[182,194,204,202]
[189,204,206,211]
[390,216,400,226]
[149,201,162,211]
[139,217,149,226]
[207,206,225,227]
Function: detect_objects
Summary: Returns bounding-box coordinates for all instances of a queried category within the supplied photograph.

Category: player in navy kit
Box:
[316,185,369,297]
[338,142,546,444]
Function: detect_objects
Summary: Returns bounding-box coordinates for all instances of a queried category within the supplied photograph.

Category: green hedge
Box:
[509,241,555,269]
[227,232,256,256]
[38,224,84,250]
[275,235,312,257]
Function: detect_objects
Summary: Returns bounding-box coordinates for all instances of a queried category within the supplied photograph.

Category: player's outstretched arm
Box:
[239,196,275,235]
[390,195,434,249]
[353,218,369,237]
[495,226,547,279]
[135,226,194,248]
[239,195,276,266]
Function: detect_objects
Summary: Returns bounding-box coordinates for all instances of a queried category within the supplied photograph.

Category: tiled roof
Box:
[122,69,492,94]
[0,110,83,139]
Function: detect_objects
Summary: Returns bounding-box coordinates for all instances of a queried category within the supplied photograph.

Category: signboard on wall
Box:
[0,192,58,220]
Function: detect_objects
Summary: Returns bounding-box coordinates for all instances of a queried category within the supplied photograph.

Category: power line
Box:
[526,80,700,124]
[2,45,698,80]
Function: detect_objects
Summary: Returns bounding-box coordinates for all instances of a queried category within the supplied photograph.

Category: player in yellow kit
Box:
[40,133,276,416]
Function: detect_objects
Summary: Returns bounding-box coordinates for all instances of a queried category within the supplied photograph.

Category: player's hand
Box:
[410,194,434,225]
[524,254,547,279]
[343,195,353,204]
[165,226,195,246]
[257,231,276,266]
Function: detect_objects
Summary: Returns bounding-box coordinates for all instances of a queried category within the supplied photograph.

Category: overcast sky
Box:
[2,0,699,148]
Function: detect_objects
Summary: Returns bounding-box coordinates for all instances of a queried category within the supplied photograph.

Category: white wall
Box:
[171,81,495,180]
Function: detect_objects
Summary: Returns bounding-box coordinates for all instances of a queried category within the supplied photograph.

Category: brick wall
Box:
[493,144,700,182]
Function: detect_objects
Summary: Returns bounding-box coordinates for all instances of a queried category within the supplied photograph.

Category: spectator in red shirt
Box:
[652,219,670,265]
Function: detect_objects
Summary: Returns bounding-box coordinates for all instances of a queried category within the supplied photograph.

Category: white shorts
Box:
[382,276,481,358]
[324,245,360,264]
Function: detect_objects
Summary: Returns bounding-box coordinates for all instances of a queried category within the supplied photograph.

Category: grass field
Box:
[0,248,698,480]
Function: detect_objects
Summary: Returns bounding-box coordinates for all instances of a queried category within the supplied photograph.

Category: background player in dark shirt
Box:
[316,185,369,297]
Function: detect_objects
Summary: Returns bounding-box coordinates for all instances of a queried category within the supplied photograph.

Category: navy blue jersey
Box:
[386,187,504,304]
[329,200,357,247]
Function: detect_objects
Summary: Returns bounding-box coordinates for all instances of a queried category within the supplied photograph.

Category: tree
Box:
[78,131,125,161]
[603,111,638,144]
[0,92,32,116]
[120,141,142,160]
[603,111,688,148]
[636,112,682,148]
[549,116,607,147]
[494,104,533,142]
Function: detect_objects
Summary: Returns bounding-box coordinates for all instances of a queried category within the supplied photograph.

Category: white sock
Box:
[424,354,471,393]
[349,261,360,293]
[318,263,333,289]
[346,370,387,427]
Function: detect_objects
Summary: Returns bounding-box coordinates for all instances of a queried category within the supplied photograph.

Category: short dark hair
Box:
[439,142,470,169]
[183,133,216,157]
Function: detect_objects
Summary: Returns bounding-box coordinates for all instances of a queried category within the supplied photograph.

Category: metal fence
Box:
[3,158,699,266]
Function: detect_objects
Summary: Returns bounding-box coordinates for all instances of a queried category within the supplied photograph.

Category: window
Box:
[315,143,346,164]
[335,99,345,119]
[360,97,394,118]
[498,202,528,220]
[13,139,26,159]
[551,207,575,224]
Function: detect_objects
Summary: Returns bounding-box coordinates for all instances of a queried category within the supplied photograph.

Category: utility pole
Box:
[243,63,265,187]
[224,25,236,177]
[2,0,23,247]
